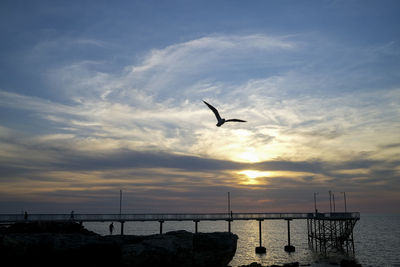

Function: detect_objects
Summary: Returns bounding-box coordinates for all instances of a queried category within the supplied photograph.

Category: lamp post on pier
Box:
[333,192,336,212]
[119,190,125,235]
[314,192,319,214]
[119,190,122,216]
[341,192,347,213]
[228,192,230,216]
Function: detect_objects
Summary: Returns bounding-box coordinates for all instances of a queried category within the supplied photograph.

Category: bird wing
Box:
[225,119,246,123]
[203,100,222,121]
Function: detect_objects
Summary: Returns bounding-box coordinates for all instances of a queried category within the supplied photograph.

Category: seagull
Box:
[203,100,246,127]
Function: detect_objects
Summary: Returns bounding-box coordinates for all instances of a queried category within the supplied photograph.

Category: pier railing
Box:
[0,212,360,223]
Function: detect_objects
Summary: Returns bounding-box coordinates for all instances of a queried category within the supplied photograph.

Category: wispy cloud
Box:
[1,33,400,212]
[2,33,400,163]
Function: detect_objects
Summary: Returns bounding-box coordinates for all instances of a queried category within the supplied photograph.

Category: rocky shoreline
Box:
[238,259,362,267]
[0,222,238,267]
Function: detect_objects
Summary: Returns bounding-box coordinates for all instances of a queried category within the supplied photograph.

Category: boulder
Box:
[0,223,238,267]
[340,259,362,267]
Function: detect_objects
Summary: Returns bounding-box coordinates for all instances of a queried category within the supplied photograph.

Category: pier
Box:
[307,213,359,254]
[0,212,359,253]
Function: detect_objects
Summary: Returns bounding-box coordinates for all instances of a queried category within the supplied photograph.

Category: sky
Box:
[0,0,399,214]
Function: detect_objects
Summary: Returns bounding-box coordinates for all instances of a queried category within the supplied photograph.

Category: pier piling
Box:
[159,220,164,234]
[120,221,125,235]
[284,219,295,252]
[227,219,232,233]
[255,219,266,254]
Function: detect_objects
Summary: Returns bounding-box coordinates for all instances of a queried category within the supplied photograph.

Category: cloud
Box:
[1,124,398,187]
[1,123,399,213]
[130,35,296,72]
[0,90,77,115]
[41,34,298,105]
[1,32,400,165]
[1,33,400,212]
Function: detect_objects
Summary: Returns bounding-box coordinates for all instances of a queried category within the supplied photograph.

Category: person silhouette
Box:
[109,222,114,235]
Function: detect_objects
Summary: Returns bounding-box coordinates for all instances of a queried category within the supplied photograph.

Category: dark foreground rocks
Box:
[239,259,362,267]
[239,262,301,267]
[339,259,362,267]
[0,222,238,267]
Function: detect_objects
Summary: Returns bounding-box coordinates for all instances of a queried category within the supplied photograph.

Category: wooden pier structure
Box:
[0,212,359,254]
[307,213,359,254]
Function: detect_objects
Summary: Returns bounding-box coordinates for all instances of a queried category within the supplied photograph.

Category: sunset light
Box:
[0,1,399,216]
[237,151,260,163]
[239,170,272,179]
[1,2,399,266]
[237,170,273,185]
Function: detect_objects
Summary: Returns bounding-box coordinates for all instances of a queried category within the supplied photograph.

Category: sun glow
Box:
[239,170,272,179]
[237,151,260,163]
[238,170,272,185]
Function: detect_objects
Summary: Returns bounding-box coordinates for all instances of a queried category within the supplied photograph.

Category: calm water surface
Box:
[83,214,400,267]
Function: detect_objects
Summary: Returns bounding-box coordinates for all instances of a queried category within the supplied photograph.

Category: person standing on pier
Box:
[109,222,114,235]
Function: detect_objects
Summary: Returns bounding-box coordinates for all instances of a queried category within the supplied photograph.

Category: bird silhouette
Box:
[203,100,246,127]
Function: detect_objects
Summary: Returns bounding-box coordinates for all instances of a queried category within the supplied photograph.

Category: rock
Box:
[119,230,238,267]
[239,263,263,267]
[239,262,300,267]
[0,232,120,267]
[340,259,362,267]
[119,230,195,267]
[2,221,97,235]
[0,223,238,267]
[239,263,300,267]
[194,231,238,267]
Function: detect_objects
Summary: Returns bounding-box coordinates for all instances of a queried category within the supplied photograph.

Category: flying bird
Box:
[203,100,246,127]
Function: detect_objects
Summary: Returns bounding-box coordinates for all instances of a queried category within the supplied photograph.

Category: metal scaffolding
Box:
[307,213,359,254]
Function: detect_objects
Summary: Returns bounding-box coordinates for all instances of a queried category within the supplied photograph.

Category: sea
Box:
[83,213,400,267]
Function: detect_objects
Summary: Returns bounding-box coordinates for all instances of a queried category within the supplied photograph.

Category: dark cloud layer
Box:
[1,137,398,213]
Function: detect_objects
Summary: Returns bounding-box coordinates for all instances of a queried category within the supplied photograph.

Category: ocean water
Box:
[83,214,400,267]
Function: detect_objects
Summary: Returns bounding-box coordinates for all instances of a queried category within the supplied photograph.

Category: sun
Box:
[239,170,272,179]
[238,170,272,185]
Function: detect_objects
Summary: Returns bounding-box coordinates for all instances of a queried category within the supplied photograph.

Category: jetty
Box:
[0,212,359,254]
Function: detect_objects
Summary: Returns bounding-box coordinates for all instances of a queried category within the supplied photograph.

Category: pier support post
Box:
[307,218,310,245]
[314,217,317,249]
[120,221,125,236]
[194,220,199,233]
[226,218,232,233]
[284,219,295,252]
[159,220,164,234]
[255,219,266,254]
